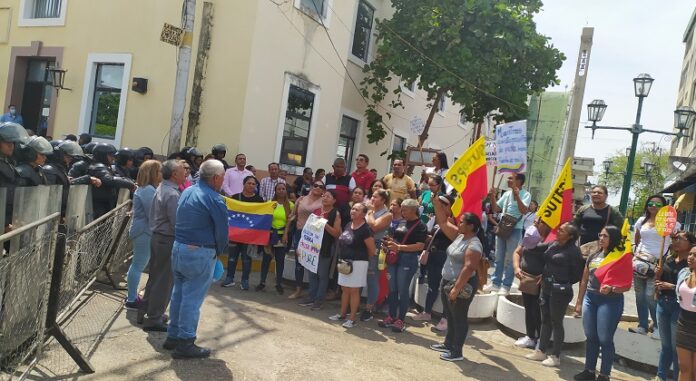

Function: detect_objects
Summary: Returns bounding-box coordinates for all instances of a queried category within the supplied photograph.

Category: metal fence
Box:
[0,185,132,380]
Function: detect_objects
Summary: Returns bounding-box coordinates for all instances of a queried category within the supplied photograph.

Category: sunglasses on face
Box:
[647,201,663,208]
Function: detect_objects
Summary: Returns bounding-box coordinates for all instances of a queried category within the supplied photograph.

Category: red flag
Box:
[446,137,488,220]
[593,219,634,288]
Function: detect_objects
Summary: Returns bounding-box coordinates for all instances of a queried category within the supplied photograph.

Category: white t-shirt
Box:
[634,216,682,259]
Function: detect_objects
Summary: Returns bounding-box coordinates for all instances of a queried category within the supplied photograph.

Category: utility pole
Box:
[167,0,196,155]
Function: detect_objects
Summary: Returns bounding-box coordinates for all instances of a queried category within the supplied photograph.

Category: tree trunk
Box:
[185,1,214,148]
[416,88,445,149]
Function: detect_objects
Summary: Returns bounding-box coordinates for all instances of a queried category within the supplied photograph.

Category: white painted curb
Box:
[614,328,661,367]
[496,295,585,343]
[413,282,499,319]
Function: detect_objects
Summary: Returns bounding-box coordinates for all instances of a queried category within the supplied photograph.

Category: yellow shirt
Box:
[272,201,294,231]
[383,173,416,201]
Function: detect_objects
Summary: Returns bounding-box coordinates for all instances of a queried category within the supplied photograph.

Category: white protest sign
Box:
[494,120,527,173]
[296,214,327,274]
[485,141,497,166]
[410,116,425,135]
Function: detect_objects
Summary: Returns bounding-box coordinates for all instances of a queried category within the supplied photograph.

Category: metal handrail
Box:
[0,212,61,243]
[76,200,132,234]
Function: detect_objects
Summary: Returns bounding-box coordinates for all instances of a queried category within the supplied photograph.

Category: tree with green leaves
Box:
[360,0,565,150]
[599,146,670,220]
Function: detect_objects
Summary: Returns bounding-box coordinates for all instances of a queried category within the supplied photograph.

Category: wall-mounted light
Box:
[47,65,72,91]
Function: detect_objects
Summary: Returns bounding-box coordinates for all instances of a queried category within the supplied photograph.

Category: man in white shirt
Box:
[259,162,285,201]
[221,153,253,196]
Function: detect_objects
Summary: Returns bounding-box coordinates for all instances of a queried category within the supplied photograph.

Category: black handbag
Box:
[494,214,521,239]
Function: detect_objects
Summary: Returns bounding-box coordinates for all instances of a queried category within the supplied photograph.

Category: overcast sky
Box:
[534,1,694,196]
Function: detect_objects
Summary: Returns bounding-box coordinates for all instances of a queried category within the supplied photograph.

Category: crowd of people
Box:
[2,120,696,379]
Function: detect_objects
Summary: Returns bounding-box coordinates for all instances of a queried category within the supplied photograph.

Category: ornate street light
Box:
[47,65,72,91]
[674,106,696,137]
[633,73,654,98]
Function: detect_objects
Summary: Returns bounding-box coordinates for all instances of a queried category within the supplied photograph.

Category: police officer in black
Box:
[113,147,135,180]
[131,146,154,179]
[45,140,102,214]
[69,141,97,178]
[88,143,135,218]
[0,122,29,229]
[15,136,52,186]
[211,144,229,170]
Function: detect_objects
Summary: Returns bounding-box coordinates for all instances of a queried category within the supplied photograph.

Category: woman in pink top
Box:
[286,180,325,299]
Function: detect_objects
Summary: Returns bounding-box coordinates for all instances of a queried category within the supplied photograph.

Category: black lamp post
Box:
[47,65,72,91]
[586,74,696,215]
[602,159,613,184]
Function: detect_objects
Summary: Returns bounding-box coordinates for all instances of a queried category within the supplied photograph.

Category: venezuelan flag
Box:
[537,158,574,241]
[223,197,275,245]
[593,219,633,289]
[446,136,488,220]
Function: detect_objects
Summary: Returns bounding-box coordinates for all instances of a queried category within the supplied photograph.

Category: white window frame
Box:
[347,0,376,66]
[336,108,363,172]
[78,53,131,147]
[458,109,467,128]
[294,0,332,27]
[437,95,447,117]
[275,73,321,173]
[18,0,68,27]
[389,132,409,171]
[400,78,416,98]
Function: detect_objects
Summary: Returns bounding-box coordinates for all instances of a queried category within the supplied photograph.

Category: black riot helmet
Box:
[212,144,227,157]
[83,142,98,155]
[58,140,84,157]
[114,147,135,166]
[92,143,117,165]
[0,122,30,144]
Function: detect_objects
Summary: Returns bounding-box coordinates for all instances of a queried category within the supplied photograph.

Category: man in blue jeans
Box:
[484,173,530,295]
[166,160,229,359]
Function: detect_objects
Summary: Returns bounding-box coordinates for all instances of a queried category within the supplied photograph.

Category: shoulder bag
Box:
[518,270,542,295]
[419,227,440,265]
[494,195,522,239]
[386,222,421,266]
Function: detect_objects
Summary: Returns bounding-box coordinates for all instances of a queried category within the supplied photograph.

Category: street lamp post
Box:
[602,159,613,184]
[587,74,696,215]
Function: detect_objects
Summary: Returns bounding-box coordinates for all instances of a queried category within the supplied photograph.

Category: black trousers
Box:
[538,290,573,356]
[522,291,542,340]
[139,232,175,325]
[440,276,478,356]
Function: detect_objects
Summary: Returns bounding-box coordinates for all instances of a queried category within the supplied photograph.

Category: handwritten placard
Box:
[495,120,527,173]
[655,205,678,237]
[296,214,327,273]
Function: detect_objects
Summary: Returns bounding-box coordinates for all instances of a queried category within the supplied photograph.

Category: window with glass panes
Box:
[89,63,124,139]
[280,85,315,167]
[351,0,374,61]
[299,0,326,19]
[337,116,358,171]
[391,135,407,167]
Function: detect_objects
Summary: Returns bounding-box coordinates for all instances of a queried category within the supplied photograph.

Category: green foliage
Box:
[360,0,565,144]
[600,146,670,218]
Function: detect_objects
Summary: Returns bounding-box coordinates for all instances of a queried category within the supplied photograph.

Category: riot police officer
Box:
[0,122,29,229]
[212,144,229,170]
[88,143,135,218]
[113,147,135,180]
[69,141,97,178]
[45,140,102,214]
[184,147,204,178]
[15,136,52,186]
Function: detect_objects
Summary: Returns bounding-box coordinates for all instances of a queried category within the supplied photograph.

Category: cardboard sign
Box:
[494,120,527,173]
[296,214,327,274]
[655,205,678,237]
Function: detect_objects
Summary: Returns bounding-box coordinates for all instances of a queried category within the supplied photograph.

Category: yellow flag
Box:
[445,137,488,218]
[536,158,573,231]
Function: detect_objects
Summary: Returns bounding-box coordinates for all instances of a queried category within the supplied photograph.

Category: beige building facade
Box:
[0,0,474,175]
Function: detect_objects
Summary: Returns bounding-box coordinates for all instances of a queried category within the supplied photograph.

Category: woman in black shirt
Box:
[223,175,264,290]
[654,231,696,380]
[572,185,623,245]
[526,222,583,367]
[329,203,375,328]
[378,199,427,333]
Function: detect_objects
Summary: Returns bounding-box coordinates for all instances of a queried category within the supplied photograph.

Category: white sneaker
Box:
[498,287,511,296]
[434,318,448,332]
[515,336,537,349]
[525,349,546,361]
[628,326,648,335]
[651,330,661,340]
[542,355,560,367]
[328,314,345,321]
[342,320,356,328]
[482,284,500,293]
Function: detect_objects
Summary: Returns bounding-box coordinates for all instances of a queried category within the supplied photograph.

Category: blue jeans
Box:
[366,255,379,306]
[126,233,151,302]
[634,275,657,331]
[656,295,680,380]
[292,229,305,287]
[308,255,331,302]
[388,252,419,321]
[425,250,447,313]
[491,228,522,289]
[260,246,286,285]
[582,291,624,376]
[225,243,251,283]
[168,242,215,340]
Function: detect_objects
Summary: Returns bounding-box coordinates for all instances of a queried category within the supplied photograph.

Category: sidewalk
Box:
[29,272,654,381]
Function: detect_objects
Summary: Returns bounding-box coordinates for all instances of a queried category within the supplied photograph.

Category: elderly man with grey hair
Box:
[139,159,186,331]
[167,159,228,359]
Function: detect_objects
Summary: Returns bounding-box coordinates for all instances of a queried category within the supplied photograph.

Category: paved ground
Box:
[27,271,655,381]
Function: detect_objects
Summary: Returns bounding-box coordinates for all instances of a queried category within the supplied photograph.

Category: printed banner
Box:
[297,214,327,274]
[494,120,527,173]
[224,197,275,245]
[485,141,497,166]
[536,158,573,240]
